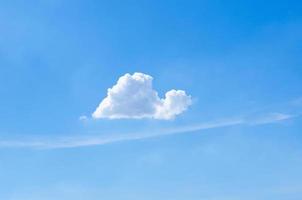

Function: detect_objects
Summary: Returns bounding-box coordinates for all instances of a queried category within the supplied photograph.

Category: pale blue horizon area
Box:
[0,0,302,199]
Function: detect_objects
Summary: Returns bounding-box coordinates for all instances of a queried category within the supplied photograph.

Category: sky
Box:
[0,0,302,199]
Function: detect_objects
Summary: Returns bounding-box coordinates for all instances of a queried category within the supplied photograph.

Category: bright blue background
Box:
[0,0,302,199]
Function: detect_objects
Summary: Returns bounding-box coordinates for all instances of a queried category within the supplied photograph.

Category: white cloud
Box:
[249,113,293,125]
[79,115,88,121]
[0,112,297,149]
[0,118,243,149]
[92,72,192,120]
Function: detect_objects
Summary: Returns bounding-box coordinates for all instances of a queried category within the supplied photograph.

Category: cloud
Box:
[92,72,192,120]
[248,113,293,125]
[0,118,243,149]
[79,115,88,121]
[0,112,297,149]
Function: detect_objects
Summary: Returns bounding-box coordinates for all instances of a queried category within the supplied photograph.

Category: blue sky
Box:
[0,0,302,199]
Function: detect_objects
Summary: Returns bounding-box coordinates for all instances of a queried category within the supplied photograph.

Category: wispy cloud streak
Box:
[0,113,297,149]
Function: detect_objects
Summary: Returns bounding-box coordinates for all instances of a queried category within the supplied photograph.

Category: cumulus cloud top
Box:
[92,72,192,120]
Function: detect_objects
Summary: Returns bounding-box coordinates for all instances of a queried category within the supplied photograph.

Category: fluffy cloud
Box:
[92,72,192,120]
